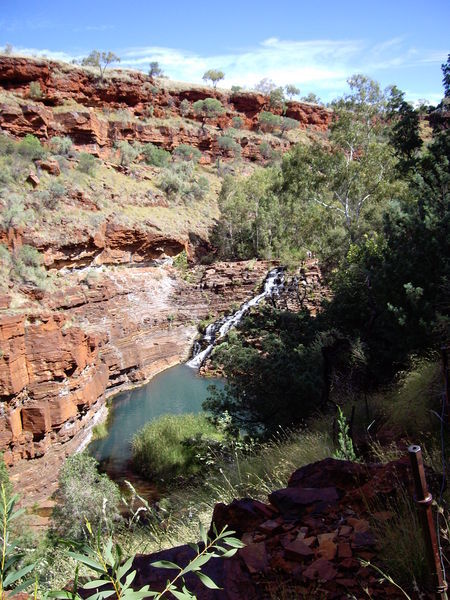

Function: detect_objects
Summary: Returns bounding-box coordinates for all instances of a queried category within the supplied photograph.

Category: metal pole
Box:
[442,347,449,425]
[408,444,448,599]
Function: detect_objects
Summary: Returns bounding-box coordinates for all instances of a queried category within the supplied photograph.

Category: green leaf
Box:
[3,563,35,587]
[196,571,221,589]
[47,591,82,599]
[117,556,134,581]
[83,579,109,589]
[199,522,208,545]
[8,578,36,595]
[223,537,245,548]
[151,560,180,570]
[67,552,105,573]
[181,553,210,574]
[170,589,195,600]
[220,548,238,558]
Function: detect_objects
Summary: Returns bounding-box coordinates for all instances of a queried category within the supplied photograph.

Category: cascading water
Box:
[187,267,285,369]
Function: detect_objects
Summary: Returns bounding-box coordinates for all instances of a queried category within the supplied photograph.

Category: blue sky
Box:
[0,0,448,103]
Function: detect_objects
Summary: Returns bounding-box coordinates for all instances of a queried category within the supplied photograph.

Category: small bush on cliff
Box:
[29,81,43,99]
[52,452,121,541]
[132,413,224,479]
[17,135,46,160]
[12,245,50,290]
[116,140,140,166]
[173,144,201,163]
[49,136,73,156]
[142,142,170,167]
[77,152,98,175]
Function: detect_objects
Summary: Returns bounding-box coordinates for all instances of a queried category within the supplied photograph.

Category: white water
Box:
[187,267,285,369]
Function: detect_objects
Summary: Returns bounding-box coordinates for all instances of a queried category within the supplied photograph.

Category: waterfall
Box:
[187,267,285,369]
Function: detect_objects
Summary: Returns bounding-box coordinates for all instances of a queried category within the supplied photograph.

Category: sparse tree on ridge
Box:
[149,61,164,78]
[285,84,300,99]
[202,69,225,88]
[255,78,276,95]
[82,50,120,80]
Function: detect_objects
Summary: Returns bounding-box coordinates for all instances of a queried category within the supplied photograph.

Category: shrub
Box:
[259,141,276,160]
[280,116,298,136]
[0,245,12,289]
[116,140,140,166]
[132,413,223,478]
[258,111,282,133]
[173,144,201,163]
[17,135,45,160]
[49,136,73,155]
[29,81,43,99]
[77,152,98,175]
[158,170,184,199]
[231,116,244,129]
[12,245,49,289]
[0,134,15,156]
[0,194,31,229]
[231,85,242,93]
[179,99,191,117]
[52,452,121,540]
[142,142,170,167]
[218,135,241,158]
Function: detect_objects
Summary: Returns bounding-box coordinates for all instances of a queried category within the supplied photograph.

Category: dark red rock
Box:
[269,486,339,519]
[211,498,276,536]
[283,539,314,560]
[303,558,337,582]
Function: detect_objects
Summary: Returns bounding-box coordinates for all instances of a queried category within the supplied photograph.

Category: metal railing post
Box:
[408,444,448,599]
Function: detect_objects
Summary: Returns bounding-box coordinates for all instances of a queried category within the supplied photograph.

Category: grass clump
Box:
[132,413,224,479]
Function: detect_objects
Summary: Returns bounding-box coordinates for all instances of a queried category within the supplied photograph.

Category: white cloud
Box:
[9,36,446,102]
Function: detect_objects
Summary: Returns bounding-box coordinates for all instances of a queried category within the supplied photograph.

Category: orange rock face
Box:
[0,56,331,163]
[0,312,108,464]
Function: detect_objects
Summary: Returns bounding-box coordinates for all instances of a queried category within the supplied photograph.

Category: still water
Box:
[89,364,223,486]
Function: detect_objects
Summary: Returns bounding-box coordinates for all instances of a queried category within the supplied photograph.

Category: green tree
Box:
[149,61,164,78]
[442,54,450,98]
[269,87,286,112]
[285,84,300,99]
[82,50,120,80]
[192,98,225,130]
[215,167,280,259]
[204,308,325,435]
[301,92,322,104]
[386,85,422,173]
[255,78,276,95]
[202,69,225,88]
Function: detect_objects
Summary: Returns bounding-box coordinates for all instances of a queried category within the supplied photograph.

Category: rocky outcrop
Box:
[127,458,413,599]
[0,56,331,163]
